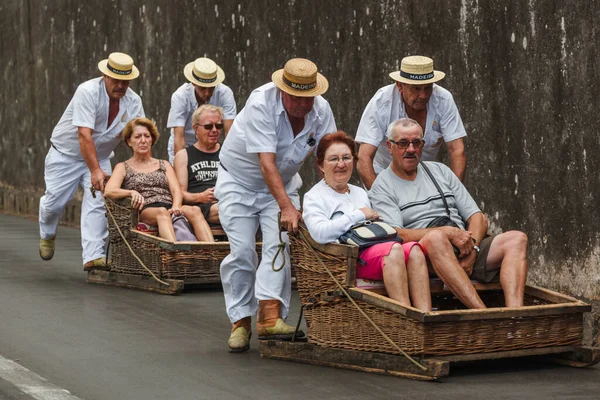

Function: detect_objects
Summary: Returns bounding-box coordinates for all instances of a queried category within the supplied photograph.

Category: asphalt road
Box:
[0,213,599,400]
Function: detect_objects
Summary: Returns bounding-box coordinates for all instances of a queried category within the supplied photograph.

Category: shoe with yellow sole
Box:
[256,300,305,340]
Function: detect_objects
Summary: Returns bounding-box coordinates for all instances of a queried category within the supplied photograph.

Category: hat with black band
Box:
[389,55,445,85]
[272,58,329,97]
[98,52,140,80]
[184,57,225,88]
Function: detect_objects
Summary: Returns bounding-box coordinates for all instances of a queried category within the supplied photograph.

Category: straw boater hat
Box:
[272,58,329,97]
[98,52,139,80]
[389,55,445,85]
[184,58,225,87]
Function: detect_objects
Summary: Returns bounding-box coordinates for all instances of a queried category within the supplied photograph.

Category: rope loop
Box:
[271,212,287,272]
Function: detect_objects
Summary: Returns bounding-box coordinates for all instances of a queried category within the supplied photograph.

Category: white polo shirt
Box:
[166,82,237,158]
[355,83,466,173]
[219,82,337,193]
[50,77,145,161]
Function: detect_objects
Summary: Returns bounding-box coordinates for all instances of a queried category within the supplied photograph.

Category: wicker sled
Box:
[259,224,600,380]
[87,197,260,294]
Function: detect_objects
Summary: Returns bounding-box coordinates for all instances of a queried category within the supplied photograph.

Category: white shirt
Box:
[355,83,466,173]
[219,82,337,192]
[166,82,237,158]
[50,77,145,160]
[302,180,370,244]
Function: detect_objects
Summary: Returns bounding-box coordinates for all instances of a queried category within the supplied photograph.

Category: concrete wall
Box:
[1,1,599,341]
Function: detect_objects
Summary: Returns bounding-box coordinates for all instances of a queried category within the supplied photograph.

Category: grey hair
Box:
[386,118,422,140]
[192,104,224,125]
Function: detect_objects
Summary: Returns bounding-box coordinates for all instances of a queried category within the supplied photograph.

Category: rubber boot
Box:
[256,300,304,340]
[228,316,251,353]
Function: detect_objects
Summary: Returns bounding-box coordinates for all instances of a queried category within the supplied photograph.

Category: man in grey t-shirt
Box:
[369,118,528,309]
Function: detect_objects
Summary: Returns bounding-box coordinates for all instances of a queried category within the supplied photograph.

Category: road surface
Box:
[0,214,598,399]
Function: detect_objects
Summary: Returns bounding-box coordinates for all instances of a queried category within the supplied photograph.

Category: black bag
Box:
[339,220,403,251]
[426,215,460,229]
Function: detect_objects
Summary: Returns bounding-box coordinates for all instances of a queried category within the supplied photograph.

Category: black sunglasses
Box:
[199,123,224,130]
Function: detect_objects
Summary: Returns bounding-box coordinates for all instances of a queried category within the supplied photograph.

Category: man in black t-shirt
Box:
[174,104,224,241]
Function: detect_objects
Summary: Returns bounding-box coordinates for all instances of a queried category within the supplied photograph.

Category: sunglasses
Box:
[388,139,424,149]
[197,123,224,130]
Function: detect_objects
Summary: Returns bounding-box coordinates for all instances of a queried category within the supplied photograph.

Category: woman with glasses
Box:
[302,131,432,311]
[105,118,183,242]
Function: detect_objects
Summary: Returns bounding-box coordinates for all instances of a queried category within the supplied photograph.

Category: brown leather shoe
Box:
[256,300,304,340]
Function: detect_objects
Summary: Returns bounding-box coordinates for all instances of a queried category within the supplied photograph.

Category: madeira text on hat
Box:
[272,58,329,97]
[389,55,445,85]
[98,52,140,80]
[184,57,225,87]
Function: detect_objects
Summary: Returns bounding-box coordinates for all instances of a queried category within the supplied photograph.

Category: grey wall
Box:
[2,0,599,334]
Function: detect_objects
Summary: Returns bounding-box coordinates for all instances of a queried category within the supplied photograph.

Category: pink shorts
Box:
[356,241,424,281]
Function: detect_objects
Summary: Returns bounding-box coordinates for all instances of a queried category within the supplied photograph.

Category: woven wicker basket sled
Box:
[259,224,600,380]
[87,197,260,294]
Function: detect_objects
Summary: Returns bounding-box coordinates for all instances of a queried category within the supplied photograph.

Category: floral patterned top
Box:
[122,159,172,206]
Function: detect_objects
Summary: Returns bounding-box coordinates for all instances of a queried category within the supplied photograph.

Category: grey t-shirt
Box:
[369,161,480,229]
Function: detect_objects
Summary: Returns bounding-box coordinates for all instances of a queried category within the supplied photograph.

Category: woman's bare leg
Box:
[406,245,432,312]
[140,207,176,242]
[382,243,411,307]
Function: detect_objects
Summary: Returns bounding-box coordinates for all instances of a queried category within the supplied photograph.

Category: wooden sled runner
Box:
[87,197,260,294]
[259,224,600,380]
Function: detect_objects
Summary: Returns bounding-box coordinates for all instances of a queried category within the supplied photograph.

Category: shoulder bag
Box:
[339,220,403,251]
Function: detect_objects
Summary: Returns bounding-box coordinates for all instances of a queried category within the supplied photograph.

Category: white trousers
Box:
[215,167,301,323]
[39,147,112,264]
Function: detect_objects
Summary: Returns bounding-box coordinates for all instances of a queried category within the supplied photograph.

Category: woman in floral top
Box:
[105,118,183,241]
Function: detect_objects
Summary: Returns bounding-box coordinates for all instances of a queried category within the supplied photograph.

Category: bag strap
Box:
[420,162,450,217]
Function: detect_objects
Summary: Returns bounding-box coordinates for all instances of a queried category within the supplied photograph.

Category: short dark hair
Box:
[316,131,357,166]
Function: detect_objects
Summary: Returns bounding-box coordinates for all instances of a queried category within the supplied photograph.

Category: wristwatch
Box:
[473,245,481,254]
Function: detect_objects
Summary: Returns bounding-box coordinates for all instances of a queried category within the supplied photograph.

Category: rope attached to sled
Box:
[297,228,428,372]
[98,189,170,287]
[272,212,287,272]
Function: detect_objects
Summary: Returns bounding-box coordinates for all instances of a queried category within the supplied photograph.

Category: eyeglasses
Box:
[325,155,354,164]
[389,139,424,149]
[196,123,224,130]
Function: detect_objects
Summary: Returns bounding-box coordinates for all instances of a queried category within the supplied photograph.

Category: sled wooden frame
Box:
[87,197,261,294]
[258,224,600,380]
[259,341,600,381]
